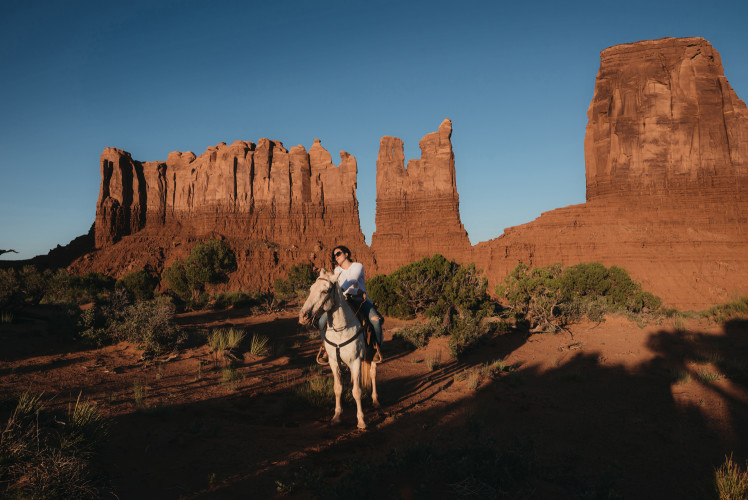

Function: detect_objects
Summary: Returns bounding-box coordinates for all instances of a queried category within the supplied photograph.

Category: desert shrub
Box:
[715,453,748,500]
[274,263,317,301]
[115,269,159,301]
[368,255,492,320]
[0,392,108,499]
[392,321,447,349]
[211,291,257,310]
[162,261,192,299]
[110,296,182,355]
[448,311,506,357]
[497,262,662,332]
[0,266,56,309]
[0,268,21,309]
[162,239,237,300]
[701,296,748,324]
[43,269,116,305]
[76,290,182,354]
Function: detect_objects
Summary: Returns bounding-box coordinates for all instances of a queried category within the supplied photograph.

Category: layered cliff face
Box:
[585,37,748,200]
[72,37,748,308]
[475,37,748,309]
[370,118,471,273]
[82,138,372,290]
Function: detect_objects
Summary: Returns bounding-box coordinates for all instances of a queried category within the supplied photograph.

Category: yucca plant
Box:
[249,334,270,356]
[208,327,246,352]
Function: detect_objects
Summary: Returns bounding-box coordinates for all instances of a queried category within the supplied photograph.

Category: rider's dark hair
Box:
[331,245,352,267]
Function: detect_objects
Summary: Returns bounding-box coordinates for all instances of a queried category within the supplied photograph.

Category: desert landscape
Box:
[2,33,748,500]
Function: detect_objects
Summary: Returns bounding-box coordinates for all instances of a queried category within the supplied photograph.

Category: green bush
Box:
[162,239,237,300]
[392,321,447,349]
[44,269,115,305]
[497,262,662,332]
[211,291,257,310]
[109,296,182,355]
[274,263,317,301]
[701,297,748,324]
[76,289,182,354]
[115,269,159,301]
[368,255,492,320]
[0,267,22,309]
[448,311,507,357]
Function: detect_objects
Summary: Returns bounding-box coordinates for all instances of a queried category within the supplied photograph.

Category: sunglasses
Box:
[334,251,344,257]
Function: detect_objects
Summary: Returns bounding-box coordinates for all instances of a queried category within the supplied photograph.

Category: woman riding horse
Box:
[317,245,383,363]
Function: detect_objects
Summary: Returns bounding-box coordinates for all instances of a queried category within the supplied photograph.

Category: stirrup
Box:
[316,345,329,366]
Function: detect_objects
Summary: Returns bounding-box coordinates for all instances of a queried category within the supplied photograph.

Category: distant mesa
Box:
[67,36,747,309]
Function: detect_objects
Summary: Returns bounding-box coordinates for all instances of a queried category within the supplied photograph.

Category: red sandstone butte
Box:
[370,118,471,273]
[473,37,748,309]
[71,37,748,309]
[77,139,373,291]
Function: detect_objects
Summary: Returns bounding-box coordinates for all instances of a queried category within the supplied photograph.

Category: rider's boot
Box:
[316,344,329,365]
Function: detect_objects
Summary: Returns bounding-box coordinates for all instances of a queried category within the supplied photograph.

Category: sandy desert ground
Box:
[1,303,747,499]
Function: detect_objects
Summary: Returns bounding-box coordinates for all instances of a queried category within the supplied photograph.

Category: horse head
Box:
[298,268,341,326]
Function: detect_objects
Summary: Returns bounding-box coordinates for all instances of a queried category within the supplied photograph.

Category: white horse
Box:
[298,269,379,429]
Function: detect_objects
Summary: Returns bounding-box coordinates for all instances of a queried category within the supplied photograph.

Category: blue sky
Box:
[1,0,747,260]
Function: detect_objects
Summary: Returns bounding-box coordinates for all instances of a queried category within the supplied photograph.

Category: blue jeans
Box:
[319,298,383,347]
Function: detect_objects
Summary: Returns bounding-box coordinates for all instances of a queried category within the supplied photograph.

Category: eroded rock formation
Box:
[370,118,471,272]
[474,37,748,309]
[585,37,748,200]
[70,37,747,308]
[80,139,372,290]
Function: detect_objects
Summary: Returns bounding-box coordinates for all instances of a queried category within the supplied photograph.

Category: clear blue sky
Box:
[1,0,747,260]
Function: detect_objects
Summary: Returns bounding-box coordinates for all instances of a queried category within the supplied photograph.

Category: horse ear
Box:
[319,268,327,277]
[331,270,341,282]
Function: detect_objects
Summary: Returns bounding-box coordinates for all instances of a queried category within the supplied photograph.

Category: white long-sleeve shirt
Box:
[335,262,366,297]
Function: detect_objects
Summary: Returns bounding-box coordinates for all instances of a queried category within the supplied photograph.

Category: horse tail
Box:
[361,360,372,391]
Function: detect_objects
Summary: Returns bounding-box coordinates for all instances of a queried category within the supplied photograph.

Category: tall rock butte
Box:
[81,139,374,290]
[585,37,748,200]
[370,118,471,272]
[473,37,748,309]
[71,37,748,308]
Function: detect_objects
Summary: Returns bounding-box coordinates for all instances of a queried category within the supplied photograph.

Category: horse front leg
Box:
[329,354,343,425]
[350,360,367,429]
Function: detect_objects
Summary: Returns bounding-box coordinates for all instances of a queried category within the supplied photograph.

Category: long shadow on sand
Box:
[97,319,748,499]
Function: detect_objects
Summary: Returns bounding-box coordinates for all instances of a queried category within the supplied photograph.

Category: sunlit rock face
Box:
[473,37,748,309]
[584,37,748,200]
[72,38,748,307]
[370,118,472,273]
[86,138,372,290]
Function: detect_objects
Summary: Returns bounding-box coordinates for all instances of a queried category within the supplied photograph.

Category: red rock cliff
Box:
[474,37,748,309]
[585,37,748,200]
[72,37,748,308]
[82,138,372,290]
[370,118,471,272]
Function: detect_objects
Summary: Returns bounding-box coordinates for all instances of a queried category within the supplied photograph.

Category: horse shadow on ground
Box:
[97,319,748,499]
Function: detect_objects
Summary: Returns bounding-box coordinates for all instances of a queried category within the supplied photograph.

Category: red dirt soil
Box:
[1,305,747,498]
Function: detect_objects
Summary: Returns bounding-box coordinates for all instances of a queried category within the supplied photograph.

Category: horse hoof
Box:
[330,417,342,426]
[357,423,368,430]
[372,400,381,409]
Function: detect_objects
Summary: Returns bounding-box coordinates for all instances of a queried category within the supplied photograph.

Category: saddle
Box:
[316,297,384,365]
[345,296,384,364]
